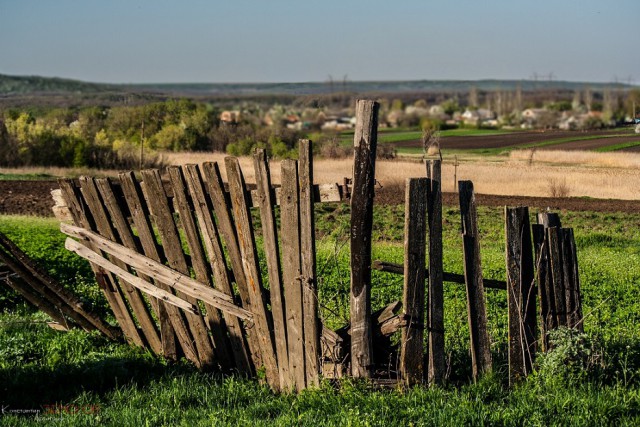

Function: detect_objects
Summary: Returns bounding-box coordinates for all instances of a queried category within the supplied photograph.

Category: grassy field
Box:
[0,202,639,425]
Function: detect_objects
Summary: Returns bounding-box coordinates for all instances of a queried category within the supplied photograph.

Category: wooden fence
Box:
[51,100,584,391]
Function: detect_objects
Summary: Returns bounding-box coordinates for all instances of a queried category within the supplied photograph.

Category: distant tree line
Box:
[0,99,303,168]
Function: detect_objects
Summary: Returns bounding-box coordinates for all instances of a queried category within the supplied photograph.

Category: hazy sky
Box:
[1,0,638,84]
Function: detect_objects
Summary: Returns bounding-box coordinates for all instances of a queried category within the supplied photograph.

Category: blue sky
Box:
[0,0,638,84]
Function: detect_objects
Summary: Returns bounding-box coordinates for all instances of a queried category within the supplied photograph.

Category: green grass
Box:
[0,173,55,181]
[1,206,640,425]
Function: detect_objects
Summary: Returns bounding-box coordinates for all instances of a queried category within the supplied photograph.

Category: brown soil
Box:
[394,129,633,151]
[1,179,638,217]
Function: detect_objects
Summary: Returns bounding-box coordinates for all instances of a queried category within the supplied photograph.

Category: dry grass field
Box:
[165,150,640,200]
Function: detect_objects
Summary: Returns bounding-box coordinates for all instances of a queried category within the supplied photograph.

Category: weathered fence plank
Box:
[350,99,379,378]
[183,164,253,374]
[253,150,288,387]
[118,171,183,360]
[299,139,320,387]
[94,178,163,354]
[400,178,428,386]
[547,227,567,328]
[140,169,216,368]
[458,180,492,380]
[564,228,584,331]
[281,159,305,391]
[426,160,444,385]
[201,161,264,370]
[505,206,536,386]
[59,179,143,347]
[225,157,280,391]
[168,166,233,370]
[61,224,251,320]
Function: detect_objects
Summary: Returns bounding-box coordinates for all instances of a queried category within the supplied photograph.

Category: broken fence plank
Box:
[225,156,280,391]
[459,180,492,380]
[61,224,252,321]
[427,159,445,385]
[350,99,379,379]
[505,206,536,386]
[183,164,254,375]
[400,178,428,387]
[253,150,288,388]
[299,139,320,387]
[280,159,306,391]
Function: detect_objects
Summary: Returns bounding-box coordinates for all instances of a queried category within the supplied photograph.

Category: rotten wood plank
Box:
[299,139,320,387]
[118,171,182,361]
[225,157,280,391]
[505,206,536,386]
[253,150,288,388]
[59,179,143,347]
[426,159,444,386]
[350,99,379,378]
[168,166,233,370]
[201,161,263,371]
[458,180,492,380]
[182,164,253,375]
[399,178,428,387]
[547,227,567,328]
[140,169,217,368]
[61,224,251,321]
[280,159,305,391]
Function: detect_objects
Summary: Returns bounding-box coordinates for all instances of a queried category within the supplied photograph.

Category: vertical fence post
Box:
[280,159,306,391]
[547,227,567,328]
[458,180,492,380]
[400,178,429,386]
[350,99,379,378]
[505,206,536,385]
[564,229,584,331]
[299,139,320,387]
[427,160,445,385]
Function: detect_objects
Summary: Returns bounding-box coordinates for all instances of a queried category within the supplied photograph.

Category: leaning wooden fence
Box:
[52,99,584,391]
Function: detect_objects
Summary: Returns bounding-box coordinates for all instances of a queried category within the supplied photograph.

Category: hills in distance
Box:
[0,73,635,98]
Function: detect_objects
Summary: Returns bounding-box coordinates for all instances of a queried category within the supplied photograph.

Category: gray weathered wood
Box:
[299,139,320,387]
[458,180,492,380]
[350,99,379,378]
[65,239,199,314]
[400,178,428,386]
[168,166,233,370]
[118,171,181,360]
[532,224,554,351]
[201,161,263,370]
[426,159,444,385]
[182,164,253,375]
[140,169,216,368]
[225,157,280,391]
[252,150,288,387]
[94,178,163,354]
[61,224,251,321]
[59,179,143,347]
[505,207,536,386]
[280,159,305,391]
